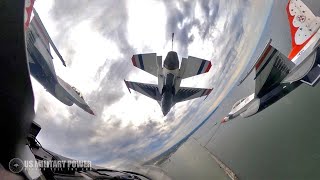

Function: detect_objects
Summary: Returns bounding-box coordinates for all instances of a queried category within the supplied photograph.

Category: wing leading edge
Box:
[124,80,161,101]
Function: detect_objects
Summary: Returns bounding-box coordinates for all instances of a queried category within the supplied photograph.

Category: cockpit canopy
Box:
[232,97,246,110]
[71,86,84,100]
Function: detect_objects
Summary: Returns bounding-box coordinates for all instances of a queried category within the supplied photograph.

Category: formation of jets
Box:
[222,0,320,123]
[25,0,213,116]
[24,0,319,119]
[3,0,320,179]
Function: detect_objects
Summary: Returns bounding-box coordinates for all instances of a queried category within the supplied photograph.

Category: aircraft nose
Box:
[162,109,169,116]
[221,116,229,124]
[88,108,95,116]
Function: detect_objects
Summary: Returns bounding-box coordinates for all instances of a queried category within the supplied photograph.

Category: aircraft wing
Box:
[124,80,161,101]
[241,40,296,98]
[29,9,66,67]
[174,87,213,103]
[131,53,160,77]
[179,56,212,79]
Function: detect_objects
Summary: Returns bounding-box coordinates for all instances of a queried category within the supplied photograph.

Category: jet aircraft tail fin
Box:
[286,0,320,59]
[131,53,159,77]
[238,40,296,97]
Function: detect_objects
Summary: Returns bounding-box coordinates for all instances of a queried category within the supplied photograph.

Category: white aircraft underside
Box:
[125,51,213,116]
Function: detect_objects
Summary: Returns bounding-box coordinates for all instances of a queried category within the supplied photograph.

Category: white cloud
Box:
[127,0,167,53]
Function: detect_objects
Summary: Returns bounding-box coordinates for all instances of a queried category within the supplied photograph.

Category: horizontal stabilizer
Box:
[179,56,212,79]
[131,53,159,76]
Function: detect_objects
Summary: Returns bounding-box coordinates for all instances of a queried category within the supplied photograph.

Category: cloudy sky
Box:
[31,0,272,168]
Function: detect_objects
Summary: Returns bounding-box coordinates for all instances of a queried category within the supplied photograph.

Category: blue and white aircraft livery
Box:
[125,50,213,116]
[24,5,94,115]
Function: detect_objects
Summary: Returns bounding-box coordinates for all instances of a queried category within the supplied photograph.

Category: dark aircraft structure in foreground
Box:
[222,0,320,123]
[125,40,213,116]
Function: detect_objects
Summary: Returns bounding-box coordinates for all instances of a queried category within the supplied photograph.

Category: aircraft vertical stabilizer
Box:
[286,0,320,59]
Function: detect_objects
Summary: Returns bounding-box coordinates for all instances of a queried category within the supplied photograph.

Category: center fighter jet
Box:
[124,34,213,116]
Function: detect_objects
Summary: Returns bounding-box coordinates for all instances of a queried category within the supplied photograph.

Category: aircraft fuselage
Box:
[160,51,180,116]
[126,50,213,116]
[224,81,302,123]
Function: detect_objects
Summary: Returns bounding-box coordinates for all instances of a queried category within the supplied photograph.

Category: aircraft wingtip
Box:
[88,108,95,116]
[124,79,131,93]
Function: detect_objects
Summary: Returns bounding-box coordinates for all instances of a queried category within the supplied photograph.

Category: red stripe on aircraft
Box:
[255,45,272,70]
[24,0,35,30]
[288,33,315,59]
[206,89,213,95]
[286,0,298,48]
[205,62,212,72]
[131,55,137,67]
[33,18,49,45]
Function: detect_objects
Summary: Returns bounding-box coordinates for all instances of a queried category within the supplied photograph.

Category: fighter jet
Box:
[125,34,213,116]
[222,0,320,123]
[24,6,94,115]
